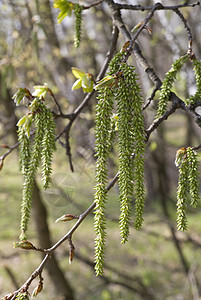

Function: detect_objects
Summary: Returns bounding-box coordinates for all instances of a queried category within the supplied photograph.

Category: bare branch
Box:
[114,2,200,11]
[173,8,193,54]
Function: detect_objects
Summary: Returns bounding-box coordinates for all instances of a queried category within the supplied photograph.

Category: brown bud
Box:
[0,159,3,171]
[55,214,79,223]
[69,246,75,265]
[32,281,43,297]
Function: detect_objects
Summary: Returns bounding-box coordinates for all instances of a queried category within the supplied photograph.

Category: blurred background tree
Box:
[1,1,201,299]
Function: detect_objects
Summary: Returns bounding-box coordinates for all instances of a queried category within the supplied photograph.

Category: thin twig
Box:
[173,8,193,54]
[5,170,119,299]
[83,0,104,10]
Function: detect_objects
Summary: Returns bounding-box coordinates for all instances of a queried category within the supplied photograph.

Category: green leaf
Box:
[72,68,94,92]
[72,67,85,79]
[72,78,82,90]
[83,80,94,93]
[17,115,27,127]
[82,75,94,92]
[53,0,74,23]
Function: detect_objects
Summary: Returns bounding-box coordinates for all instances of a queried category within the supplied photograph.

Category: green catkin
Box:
[116,63,145,241]
[116,82,134,243]
[19,99,55,240]
[18,129,31,176]
[193,60,201,98]
[41,105,56,189]
[20,108,44,240]
[94,52,124,274]
[155,55,188,119]
[131,79,146,230]
[94,52,146,271]
[94,88,114,276]
[74,3,83,48]
[186,147,200,207]
[186,59,201,105]
[176,156,189,231]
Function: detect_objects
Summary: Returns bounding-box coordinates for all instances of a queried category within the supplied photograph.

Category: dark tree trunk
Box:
[32,180,75,300]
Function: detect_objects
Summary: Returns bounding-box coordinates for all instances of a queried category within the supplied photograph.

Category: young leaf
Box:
[71,68,94,92]
[17,114,33,138]
[12,88,28,106]
[82,74,94,92]
[72,78,82,90]
[53,0,74,24]
[72,67,85,79]
[32,84,48,98]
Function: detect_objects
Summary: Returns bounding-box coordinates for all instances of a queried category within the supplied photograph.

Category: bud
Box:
[0,159,3,171]
[13,240,35,250]
[0,144,9,148]
[55,214,79,223]
[69,246,75,264]
[32,281,43,297]
[121,41,130,52]
[131,22,152,35]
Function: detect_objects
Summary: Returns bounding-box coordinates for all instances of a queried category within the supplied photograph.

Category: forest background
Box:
[1,0,201,299]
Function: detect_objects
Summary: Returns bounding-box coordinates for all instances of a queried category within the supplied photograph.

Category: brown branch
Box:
[106,0,162,90]
[4,170,120,299]
[145,93,181,140]
[123,3,163,61]
[114,2,200,11]
[192,143,201,151]
[83,0,104,10]
[173,8,193,54]
[0,142,20,170]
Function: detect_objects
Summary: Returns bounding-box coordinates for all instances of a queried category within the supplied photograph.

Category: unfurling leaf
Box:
[53,0,74,24]
[13,240,35,250]
[17,115,33,138]
[72,67,85,79]
[55,214,79,222]
[71,68,94,92]
[12,88,30,106]
[94,75,116,90]
[175,147,187,167]
[72,78,82,90]
[32,83,48,98]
